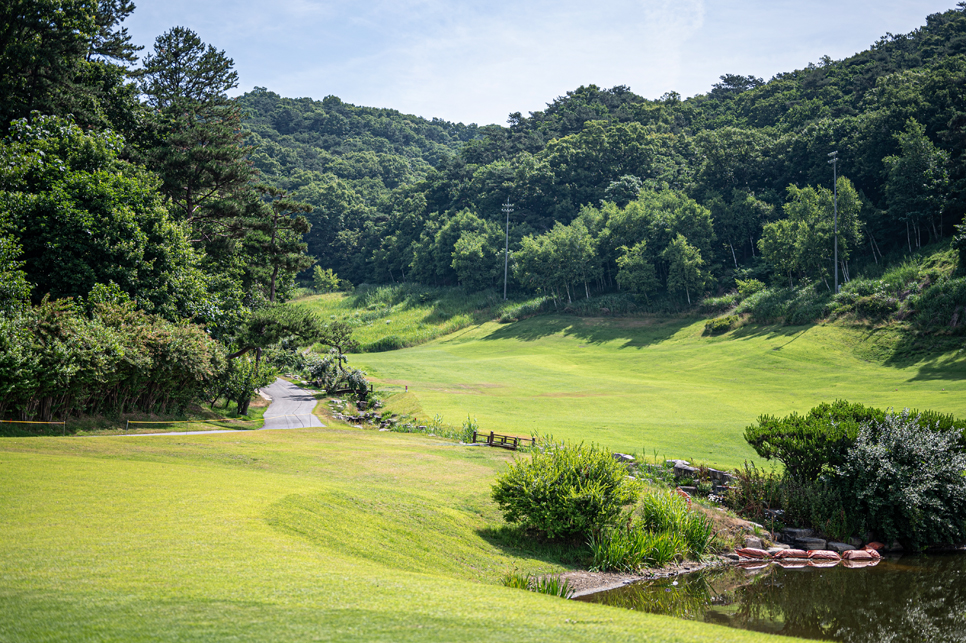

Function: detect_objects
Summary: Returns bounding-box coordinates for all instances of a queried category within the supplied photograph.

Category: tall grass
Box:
[589,488,715,572]
[500,570,574,598]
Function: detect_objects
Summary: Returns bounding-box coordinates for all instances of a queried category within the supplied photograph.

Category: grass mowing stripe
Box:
[0,431,807,642]
[355,316,966,468]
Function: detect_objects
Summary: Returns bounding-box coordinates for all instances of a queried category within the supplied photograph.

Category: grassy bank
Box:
[295,284,546,352]
[354,316,966,469]
[0,427,803,642]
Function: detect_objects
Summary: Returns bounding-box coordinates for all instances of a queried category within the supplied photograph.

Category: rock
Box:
[744,535,764,550]
[782,528,815,540]
[613,453,636,464]
[678,486,697,495]
[887,540,904,553]
[673,463,699,478]
[849,537,864,548]
[707,468,736,483]
[666,459,690,468]
[378,428,390,432]
[795,537,827,550]
[767,545,791,553]
[827,541,856,553]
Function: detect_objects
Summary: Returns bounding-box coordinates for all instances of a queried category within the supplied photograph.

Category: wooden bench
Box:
[471,430,536,450]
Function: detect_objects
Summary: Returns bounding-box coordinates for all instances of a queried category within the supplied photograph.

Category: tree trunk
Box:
[729,240,738,268]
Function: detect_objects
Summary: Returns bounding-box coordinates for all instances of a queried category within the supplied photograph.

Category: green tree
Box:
[0,114,213,319]
[663,234,708,304]
[615,241,658,302]
[884,119,951,249]
[138,27,254,246]
[245,186,314,304]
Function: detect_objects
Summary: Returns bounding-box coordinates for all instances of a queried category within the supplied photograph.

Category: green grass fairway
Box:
[0,429,804,642]
[354,316,966,468]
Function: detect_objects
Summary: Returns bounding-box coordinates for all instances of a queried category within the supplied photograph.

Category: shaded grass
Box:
[0,398,269,437]
[295,284,546,352]
[0,428,804,642]
[355,316,966,469]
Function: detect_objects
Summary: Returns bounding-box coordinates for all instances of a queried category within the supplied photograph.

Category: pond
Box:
[575,555,966,642]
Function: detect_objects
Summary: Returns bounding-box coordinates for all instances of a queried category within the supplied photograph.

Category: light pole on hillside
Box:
[828,151,839,293]
[502,198,514,300]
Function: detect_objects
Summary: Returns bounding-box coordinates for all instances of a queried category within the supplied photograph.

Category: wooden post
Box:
[489,431,494,446]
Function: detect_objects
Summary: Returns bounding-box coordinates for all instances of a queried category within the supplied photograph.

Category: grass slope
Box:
[0,428,803,642]
[295,285,544,352]
[355,316,966,468]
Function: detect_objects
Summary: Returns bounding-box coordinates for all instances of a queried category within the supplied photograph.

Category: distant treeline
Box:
[245,6,966,299]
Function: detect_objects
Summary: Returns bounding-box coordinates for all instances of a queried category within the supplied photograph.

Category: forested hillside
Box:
[235,90,479,277]
[257,6,966,310]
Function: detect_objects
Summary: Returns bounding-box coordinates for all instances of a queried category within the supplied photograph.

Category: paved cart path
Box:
[116,378,324,436]
[260,378,325,429]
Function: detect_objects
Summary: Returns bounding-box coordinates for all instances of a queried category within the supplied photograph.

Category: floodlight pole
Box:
[828,151,839,293]
[502,198,514,300]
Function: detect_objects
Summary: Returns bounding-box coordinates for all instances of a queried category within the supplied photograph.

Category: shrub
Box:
[735,278,766,299]
[909,276,966,333]
[723,462,784,526]
[491,438,635,540]
[744,400,883,482]
[838,410,966,550]
[855,294,899,319]
[704,315,738,335]
[635,488,714,558]
[700,292,739,314]
[745,400,966,483]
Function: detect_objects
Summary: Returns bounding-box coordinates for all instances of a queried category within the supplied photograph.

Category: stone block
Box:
[744,536,764,550]
[782,528,815,540]
[827,541,856,553]
[794,537,827,550]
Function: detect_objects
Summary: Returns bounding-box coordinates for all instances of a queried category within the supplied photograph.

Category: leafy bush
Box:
[0,297,225,422]
[838,410,966,550]
[744,400,882,482]
[700,292,739,314]
[491,438,635,540]
[723,462,784,525]
[735,278,766,299]
[745,400,966,483]
[704,315,738,335]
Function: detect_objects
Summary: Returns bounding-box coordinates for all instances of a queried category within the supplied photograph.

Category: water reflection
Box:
[576,556,966,642]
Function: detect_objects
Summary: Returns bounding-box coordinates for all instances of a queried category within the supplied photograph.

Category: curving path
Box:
[116,378,324,436]
[260,378,325,429]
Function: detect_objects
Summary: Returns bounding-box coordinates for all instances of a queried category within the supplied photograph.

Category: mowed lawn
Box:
[0,429,804,643]
[355,316,966,468]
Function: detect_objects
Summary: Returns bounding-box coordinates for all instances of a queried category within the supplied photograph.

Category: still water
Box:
[576,556,966,642]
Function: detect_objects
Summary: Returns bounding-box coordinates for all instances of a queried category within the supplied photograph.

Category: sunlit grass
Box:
[355,316,966,469]
[0,427,805,642]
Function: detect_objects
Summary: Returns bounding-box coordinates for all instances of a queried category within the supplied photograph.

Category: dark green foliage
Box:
[749,400,966,477]
[838,410,966,550]
[491,438,635,540]
[0,295,225,422]
[744,400,887,482]
[704,315,738,335]
[0,114,220,321]
[908,275,966,333]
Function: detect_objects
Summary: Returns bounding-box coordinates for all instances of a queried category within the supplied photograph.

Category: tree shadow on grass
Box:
[881,331,966,381]
[479,315,693,349]
[478,524,588,569]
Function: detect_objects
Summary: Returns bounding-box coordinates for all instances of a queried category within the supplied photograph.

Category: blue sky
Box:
[126,1,959,125]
